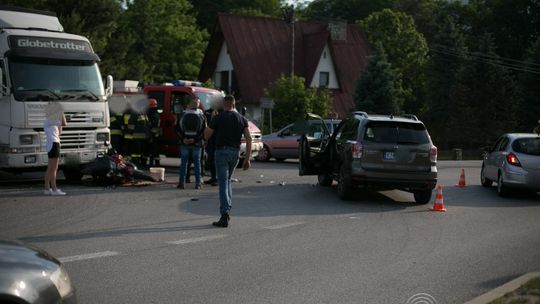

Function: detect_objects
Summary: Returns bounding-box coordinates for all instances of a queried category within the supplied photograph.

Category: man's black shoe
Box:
[204,178,217,185]
[212,213,229,228]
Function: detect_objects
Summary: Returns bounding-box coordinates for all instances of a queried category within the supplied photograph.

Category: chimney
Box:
[328,20,347,41]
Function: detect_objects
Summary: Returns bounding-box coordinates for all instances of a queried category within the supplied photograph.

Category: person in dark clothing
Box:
[204,108,219,186]
[176,96,206,189]
[110,112,124,155]
[204,95,252,228]
[147,98,161,166]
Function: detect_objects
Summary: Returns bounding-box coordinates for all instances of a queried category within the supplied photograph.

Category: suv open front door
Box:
[298,113,331,175]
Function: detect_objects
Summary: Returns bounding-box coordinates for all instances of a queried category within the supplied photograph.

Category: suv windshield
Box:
[364,121,430,144]
[512,137,540,155]
[9,57,104,101]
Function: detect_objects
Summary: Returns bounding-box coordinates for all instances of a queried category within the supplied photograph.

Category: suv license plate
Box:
[383,152,395,160]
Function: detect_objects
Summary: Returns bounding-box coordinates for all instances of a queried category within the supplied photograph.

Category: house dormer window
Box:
[319,72,329,87]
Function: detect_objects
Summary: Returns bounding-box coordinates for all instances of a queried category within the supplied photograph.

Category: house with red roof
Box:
[198,14,372,121]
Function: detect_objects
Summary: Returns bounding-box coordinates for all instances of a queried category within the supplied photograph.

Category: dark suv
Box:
[299,112,438,203]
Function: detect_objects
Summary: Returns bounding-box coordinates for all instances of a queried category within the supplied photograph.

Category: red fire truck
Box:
[111,80,262,162]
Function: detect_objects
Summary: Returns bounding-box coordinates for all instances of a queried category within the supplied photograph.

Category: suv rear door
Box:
[298,114,331,175]
[361,121,432,172]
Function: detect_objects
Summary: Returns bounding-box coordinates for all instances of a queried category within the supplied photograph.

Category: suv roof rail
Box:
[401,114,418,121]
[353,111,368,118]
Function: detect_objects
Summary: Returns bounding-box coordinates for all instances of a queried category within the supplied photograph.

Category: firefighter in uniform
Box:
[130,107,149,166]
[122,106,135,161]
[110,112,124,155]
[147,99,161,166]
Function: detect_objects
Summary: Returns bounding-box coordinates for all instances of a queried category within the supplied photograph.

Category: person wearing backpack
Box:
[176,96,206,189]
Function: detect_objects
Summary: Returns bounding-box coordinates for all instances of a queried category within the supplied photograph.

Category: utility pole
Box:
[282,4,295,77]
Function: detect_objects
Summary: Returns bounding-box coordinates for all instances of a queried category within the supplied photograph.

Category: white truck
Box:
[0,6,113,180]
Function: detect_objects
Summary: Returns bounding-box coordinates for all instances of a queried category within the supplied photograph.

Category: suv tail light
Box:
[430,146,438,162]
[506,153,521,167]
[351,142,363,159]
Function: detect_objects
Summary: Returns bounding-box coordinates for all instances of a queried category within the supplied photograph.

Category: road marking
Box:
[264,222,304,230]
[58,251,119,263]
[167,234,227,245]
[349,216,362,219]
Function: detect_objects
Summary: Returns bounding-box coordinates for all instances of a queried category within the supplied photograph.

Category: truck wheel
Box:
[413,189,432,204]
[63,167,83,182]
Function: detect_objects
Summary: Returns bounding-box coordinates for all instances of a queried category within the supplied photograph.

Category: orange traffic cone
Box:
[430,185,447,212]
[455,168,466,187]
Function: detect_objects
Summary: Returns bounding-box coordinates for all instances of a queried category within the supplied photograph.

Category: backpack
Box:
[179,109,205,139]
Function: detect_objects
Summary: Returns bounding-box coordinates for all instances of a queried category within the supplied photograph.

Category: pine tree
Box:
[354,46,400,115]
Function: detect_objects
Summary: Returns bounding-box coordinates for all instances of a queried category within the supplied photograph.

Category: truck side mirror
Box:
[105,75,114,97]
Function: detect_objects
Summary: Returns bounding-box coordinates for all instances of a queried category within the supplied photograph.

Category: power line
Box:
[429,46,540,75]
[431,43,540,68]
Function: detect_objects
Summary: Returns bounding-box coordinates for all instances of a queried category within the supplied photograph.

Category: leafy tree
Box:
[3,0,121,54]
[471,0,540,61]
[304,0,395,23]
[463,33,518,146]
[354,46,400,115]
[108,0,208,83]
[188,0,281,31]
[264,74,332,130]
[201,78,216,89]
[516,38,540,132]
[424,15,470,149]
[359,8,429,114]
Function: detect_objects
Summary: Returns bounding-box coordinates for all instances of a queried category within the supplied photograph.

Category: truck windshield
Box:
[9,57,104,101]
[195,91,224,111]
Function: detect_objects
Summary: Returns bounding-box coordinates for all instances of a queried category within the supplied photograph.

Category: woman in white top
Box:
[44,102,67,195]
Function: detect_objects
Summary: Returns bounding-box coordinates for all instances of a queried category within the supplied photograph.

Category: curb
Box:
[464,272,540,304]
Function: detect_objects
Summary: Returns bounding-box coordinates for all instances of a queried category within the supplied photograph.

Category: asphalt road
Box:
[1,160,539,304]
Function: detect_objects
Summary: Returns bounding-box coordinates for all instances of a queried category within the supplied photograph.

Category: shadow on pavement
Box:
[18,220,216,243]
[180,183,421,218]
[442,185,540,208]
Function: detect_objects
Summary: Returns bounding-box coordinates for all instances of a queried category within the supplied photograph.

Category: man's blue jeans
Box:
[215,147,239,215]
[180,144,202,185]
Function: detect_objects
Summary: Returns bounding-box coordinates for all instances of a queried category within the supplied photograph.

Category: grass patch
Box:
[488,276,540,304]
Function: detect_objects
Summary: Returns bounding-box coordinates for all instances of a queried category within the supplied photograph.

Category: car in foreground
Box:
[0,240,76,304]
[299,112,438,203]
[257,119,340,162]
[481,133,540,196]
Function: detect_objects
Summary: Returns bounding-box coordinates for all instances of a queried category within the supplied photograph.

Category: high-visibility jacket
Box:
[123,111,135,140]
[131,113,149,140]
[110,113,124,136]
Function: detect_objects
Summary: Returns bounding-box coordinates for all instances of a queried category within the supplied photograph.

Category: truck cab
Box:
[0,6,112,181]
